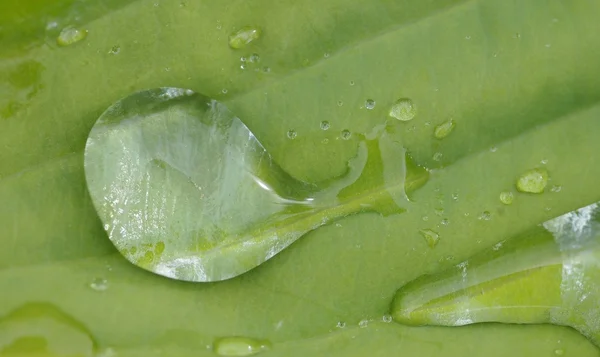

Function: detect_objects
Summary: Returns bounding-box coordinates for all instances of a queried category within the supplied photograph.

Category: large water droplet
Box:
[320,121,330,131]
[420,229,440,248]
[516,168,548,193]
[388,98,416,121]
[382,314,393,323]
[499,191,514,205]
[56,26,88,47]
[228,26,261,49]
[365,99,376,110]
[434,119,456,139]
[213,336,270,356]
[341,129,352,140]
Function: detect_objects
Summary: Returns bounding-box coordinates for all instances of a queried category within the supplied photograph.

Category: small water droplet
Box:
[89,277,108,291]
[349,80,355,86]
[320,121,330,130]
[420,229,440,248]
[249,53,260,63]
[108,45,121,55]
[240,56,248,62]
[422,215,429,221]
[153,2,159,7]
[540,158,548,165]
[545,206,552,212]
[465,35,471,40]
[216,24,222,30]
[337,100,344,107]
[336,321,346,328]
[492,52,498,58]
[213,336,270,356]
[550,185,562,193]
[286,129,297,140]
[324,52,330,58]
[228,26,261,49]
[490,146,498,152]
[388,98,417,121]
[514,32,521,39]
[222,88,228,94]
[434,119,456,139]
[382,314,393,323]
[451,192,459,201]
[262,66,271,73]
[56,26,88,46]
[434,208,444,216]
[478,211,492,221]
[433,152,443,161]
[554,349,565,356]
[440,218,450,226]
[424,121,431,126]
[341,129,351,140]
[240,63,247,70]
[552,18,559,23]
[545,43,551,48]
[516,168,548,193]
[365,99,376,110]
[358,319,369,328]
[499,191,514,205]
[164,67,171,72]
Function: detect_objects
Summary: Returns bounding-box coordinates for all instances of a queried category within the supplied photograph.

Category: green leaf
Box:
[2,0,600,356]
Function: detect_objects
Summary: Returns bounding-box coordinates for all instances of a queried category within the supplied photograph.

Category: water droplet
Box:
[451,192,459,201]
[46,20,59,30]
[554,349,565,356]
[216,24,222,30]
[56,26,88,46]
[349,80,355,86]
[499,191,514,205]
[262,66,271,73]
[516,168,548,193]
[240,56,247,62]
[434,119,456,139]
[490,146,498,152]
[324,52,330,58]
[240,63,247,70]
[434,208,444,216]
[365,99,376,110]
[514,32,521,39]
[89,277,108,291]
[358,319,369,328]
[465,35,471,40]
[492,52,498,58]
[550,185,562,193]
[320,121,330,131]
[388,98,417,121]
[422,215,429,221]
[433,152,443,161]
[545,206,552,212]
[337,100,344,107]
[382,314,393,323]
[286,129,297,140]
[545,43,551,48]
[249,53,260,63]
[228,26,261,49]
[336,321,346,328]
[164,67,171,72]
[341,129,352,140]
[540,158,548,165]
[213,336,270,356]
[108,45,121,55]
[222,88,228,94]
[420,229,440,248]
[440,218,450,226]
[478,211,492,221]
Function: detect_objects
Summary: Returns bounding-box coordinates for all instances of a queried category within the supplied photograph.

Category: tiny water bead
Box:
[337,100,344,107]
[249,53,260,63]
[222,88,228,94]
[434,119,456,139]
[419,229,440,248]
[286,129,297,139]
[432,152,443,161]
[213,336,270,356]
[382,314,393,323]
[554,349,565,356]
[336,321,346,328]
[499,191,514,205]
[550,185,562,193]
[341,129,352,140]
[320,121,330,130]
[388,98,417,121]
[349,80,355,86]
[365,99,376,110]
[478,211,492,221]
[358,319,369,328]
[516,168,548,193]
[108,45,121,55]
[440,218,450,226]
[56,26,88,46]
[89,277,108,291]
[228,26,261,49]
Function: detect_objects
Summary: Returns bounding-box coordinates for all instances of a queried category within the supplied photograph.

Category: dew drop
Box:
[240,56,247,62]
[516,168,548,193]
[365,99,376,110]
[550,185,562,193]
[490,146,498,153]
[320,121,330,131]
[228,26,261,49]
[336,321,346,328]
[554,349,565,356]
[465,35,471,40]
[89,277,108,291]
[337,100,344,107]
[433,152,443,161]
[341,129,352,140]
[440,218,450,226]
[262,66,271,73]
[382,314,393,323]
[422,215,429,221]
[324,52,330,58]
[388,98,417,121]
[420,229,440,248]
[514,32,521,39]
[434,208,444,216]
[451,193,459,201]
[240,63,247,70]
[499,191,514,205]
[358,319,369,328]
[478,211,492,221]
[249,53,260,63]
[56,26,88,46]
[286,129,297,140]
[108,45,121,55]
[213,336,270,356]
[222,88,228,94]
[349,80,355,86]
[434,119,456,139]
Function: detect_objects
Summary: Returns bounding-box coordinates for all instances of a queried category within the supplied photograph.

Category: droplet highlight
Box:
[388,98,417,121]
[516,168,548,194]
[229,26,261,49]
[56,26,88,47]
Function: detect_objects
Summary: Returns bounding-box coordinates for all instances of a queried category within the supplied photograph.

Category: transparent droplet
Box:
[249,53,260,63]
[550,185,562,193]
[440,218,450,226]
[164,67,171,72]
[337,100,344,107]
[490,146,498,152]
[434,208,444,216]
[365,99,376,110]
[451,193,459,201]
[89,277,108,291]
[240,56,247,62]
[336,321,346,328]
[382,314,393,323]
[433,152,443,161]
[286,129,297,140]
[514,32,521,39]
[349,80,355,86]
[216,24,222,30]
[422,215,429,221]
[97,347,117,357]
[57,26,88,46]
[108,45,121,55]
[262,66,271,73]
[388,98,417,121]
[478,211,492,221]
[222,88,228,94]
[499,191,514,205]
[516,168,548,193]
[341,129,351,140]
[324,52,330,58]
[213,336,270,356]
[465,35,471,40]
[545,44,551,48]
[434,119,456,139]
[358,319,369,328]
[228,26,261,49]
[320,121,330,131]
[554,349,565,356]
[240,63,247,70]
[420,229,440,248]
[540,158,548,165]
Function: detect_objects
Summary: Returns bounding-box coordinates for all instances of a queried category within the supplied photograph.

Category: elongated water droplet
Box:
[388,98,416,121]
[420,229,440,248]
[320,121,330,131]
[365,99,376,110]
[516,168,548,193]
[89,277,108,291]
[434,119,456,139]
[229,26,261,49]
[213,336,270,356]
[56,26,88,46]
[286,129,297,139]
[499,191,514,205]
